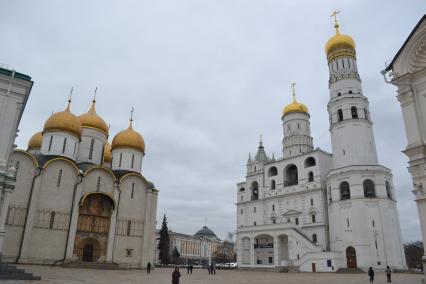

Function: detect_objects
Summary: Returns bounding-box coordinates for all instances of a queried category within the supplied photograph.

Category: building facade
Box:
[154,226,225,265]
[3,96,158,268]
[0,66,33,259]
[383,14,426,280]
[236,17,406,272]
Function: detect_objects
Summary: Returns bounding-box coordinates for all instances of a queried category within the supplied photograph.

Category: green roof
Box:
[0,67,32,81]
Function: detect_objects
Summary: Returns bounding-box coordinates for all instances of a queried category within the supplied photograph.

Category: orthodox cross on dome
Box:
[330,10,340,31]
[259,134,263,147]
[66,87,73,111]
[291,82,297,102]
[129,107,135,128]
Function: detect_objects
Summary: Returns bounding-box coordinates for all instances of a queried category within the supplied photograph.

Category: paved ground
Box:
[3,266,423,284]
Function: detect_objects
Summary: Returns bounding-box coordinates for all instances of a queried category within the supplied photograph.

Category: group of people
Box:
[368,266,393,283]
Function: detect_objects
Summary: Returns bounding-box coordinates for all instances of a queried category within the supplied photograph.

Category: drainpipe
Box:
[110,180,121,262]
[16,167,41,263]
[54,171,83,265]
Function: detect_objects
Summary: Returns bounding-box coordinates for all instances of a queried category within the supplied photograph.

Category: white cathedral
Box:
[2,97,158,268]
[236,18,406,272]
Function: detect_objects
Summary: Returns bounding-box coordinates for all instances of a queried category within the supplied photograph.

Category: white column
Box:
[250,237,255,266]
[106,184,120,262]
[274,236,280,266]
[65,182,83,261]
[0,184,13,260]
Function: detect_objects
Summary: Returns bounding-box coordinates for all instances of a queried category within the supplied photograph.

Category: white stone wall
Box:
[111,148,144,173]
[76,128,107,165]
[40,131,80,160]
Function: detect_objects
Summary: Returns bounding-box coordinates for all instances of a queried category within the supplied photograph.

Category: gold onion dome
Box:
[103,142,112,163]
[28,131,43,150]
[325,14,355,54]
[112,119,145,153]
[78,99,109,135]
[282,84,309,117]
[43,99,82,138]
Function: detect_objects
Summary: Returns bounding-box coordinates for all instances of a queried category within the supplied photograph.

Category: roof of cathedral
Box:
[255,138,268,163]
[43,99,82,138]
[194,226,219,240]
[112,118,145,153]
[28,131,43,150]
[78,99,109,136]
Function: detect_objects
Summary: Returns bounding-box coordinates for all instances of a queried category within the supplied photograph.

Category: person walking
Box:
[146,262,151,274]
[368,267,375,283]
[189,264,193,274]
[172,267,181,284]
[187,264,190,274]
[385,266,392,283]
[211,262,216,274]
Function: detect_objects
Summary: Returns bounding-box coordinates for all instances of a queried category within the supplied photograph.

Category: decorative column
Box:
[273,236,280,267]
[250,237,255,266]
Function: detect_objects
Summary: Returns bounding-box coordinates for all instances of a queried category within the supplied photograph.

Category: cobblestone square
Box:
[3,266,423,284]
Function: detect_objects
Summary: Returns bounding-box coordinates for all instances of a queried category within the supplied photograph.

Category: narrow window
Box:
[295,218,299,225]
[337,109,343,122]
[348,90,353,94]
[297,123,300,129]
[241,209,243,214]
[386,181,392,200]
[312,214,316,223]
[254,221,256,226]
[272,219,276,224]
[312,234,317,243]
[73,141,76,156]
[271,179,276,190]
[89,138,95,159]
[127,220,132,236]
[364,109,369,120]
[337,92,341,96]
[297,254,300,260]
[310,198,314,206]
[253,207,256,213]
[48,136,53,151]
[62,137,67,153]
[96,176,101,191]
[347,218,350,227]
[131,182,135,199]
[287,218,291,223]
[119,153,123,167]
[49,211,55,229]
[340,182,351,200]
[240,195,243,201]
[351,107,358,119]
[308,172,314,182]
[57,169,63,187]
[363,179,376,198]
[131,154,135,168]
[272,204,275,212]
[372,220,375,227]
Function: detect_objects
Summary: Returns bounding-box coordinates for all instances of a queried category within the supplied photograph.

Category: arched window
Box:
[386,181,392,199]
[267,167,278,177]
[272,204,275,211]
[251,182,259,201]
[271,179,276,190]
[304,157,316,168]
[285,164,298,187]
[311,214,316,223]
[49,211,55,230]
[351,107,358,119]
[312,233,317,243]
[340,181,351,200]
[337,109,343,122]
[308,172,314,182]
[295,218,299,225]
[363,179,376,198]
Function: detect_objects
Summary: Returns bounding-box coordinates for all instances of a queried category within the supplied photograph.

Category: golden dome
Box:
[112,119,145,153]
[28,131,43,150]
[103,142,112,163]
[283,100,309,116]
[43,99,82,138]
[79,100,109,136]
[325,20,355,54]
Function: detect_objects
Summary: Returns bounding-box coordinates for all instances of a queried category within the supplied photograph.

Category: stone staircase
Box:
[0,263,41,280]
[60,261,123,270]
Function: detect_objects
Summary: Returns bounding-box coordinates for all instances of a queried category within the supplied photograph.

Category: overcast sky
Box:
[1,1,425,242]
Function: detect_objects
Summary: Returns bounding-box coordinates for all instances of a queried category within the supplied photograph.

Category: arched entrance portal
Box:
[73,193,114,262]
[346,246,357,268]
[254,234,274,265]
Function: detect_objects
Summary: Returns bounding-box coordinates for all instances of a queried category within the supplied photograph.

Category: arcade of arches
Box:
[73,193,114,262]
[241,234,289,266]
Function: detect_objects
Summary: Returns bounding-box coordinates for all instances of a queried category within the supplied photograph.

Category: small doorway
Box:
[346,246,357,268]
[83,244,94,262]
[312,263,316,272]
